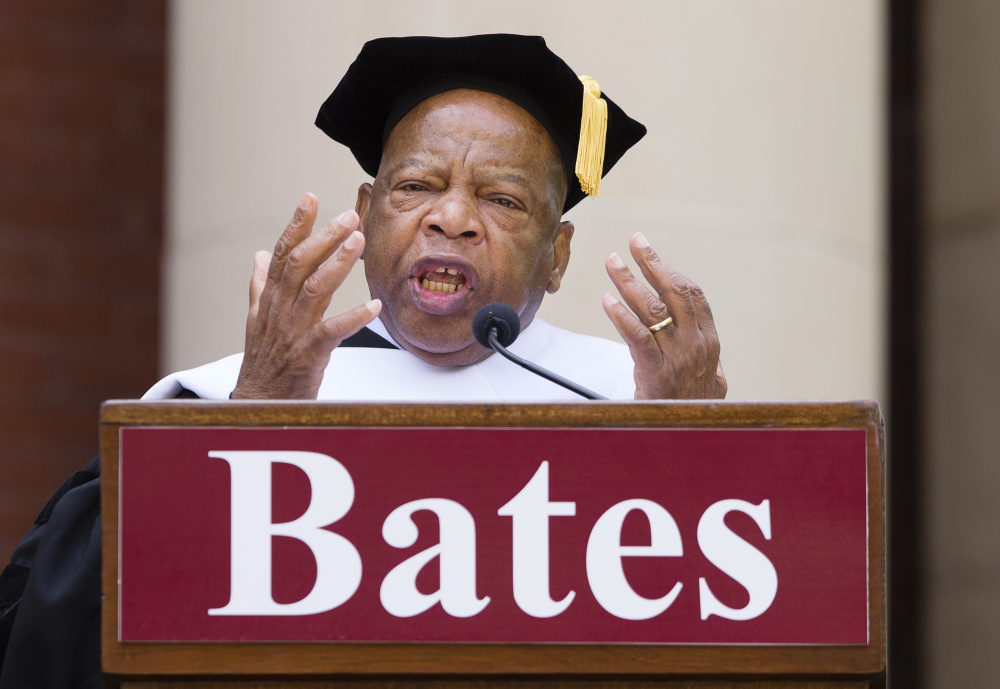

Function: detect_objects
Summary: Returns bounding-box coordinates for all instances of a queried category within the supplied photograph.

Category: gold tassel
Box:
[576,75,608,198]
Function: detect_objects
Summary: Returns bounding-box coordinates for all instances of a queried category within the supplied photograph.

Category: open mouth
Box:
[408,257,478,315]
[417,266,469,294]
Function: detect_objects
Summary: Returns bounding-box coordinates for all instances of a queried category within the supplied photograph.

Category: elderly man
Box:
[0,34,723,689]
[146,34,725,403]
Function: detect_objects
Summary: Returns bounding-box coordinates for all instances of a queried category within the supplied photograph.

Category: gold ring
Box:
[649,316,673,333]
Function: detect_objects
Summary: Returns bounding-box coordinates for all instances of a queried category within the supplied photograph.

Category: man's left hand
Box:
[603,232,727,400]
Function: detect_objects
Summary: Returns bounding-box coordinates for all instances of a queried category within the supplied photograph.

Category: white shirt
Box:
[142,317,636,402]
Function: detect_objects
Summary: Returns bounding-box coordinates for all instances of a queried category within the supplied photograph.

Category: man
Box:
[0,34,723,688]
[147,34,725,403]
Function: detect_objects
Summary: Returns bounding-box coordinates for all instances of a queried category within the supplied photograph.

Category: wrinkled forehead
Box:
[380,89,567,204]
[382,89,568,198]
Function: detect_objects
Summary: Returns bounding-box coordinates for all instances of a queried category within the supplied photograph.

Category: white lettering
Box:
[586,499,683,620]
[697,499,778,621]
[207,451,361,616]
[498,462,576,618]
[380,498,490,618]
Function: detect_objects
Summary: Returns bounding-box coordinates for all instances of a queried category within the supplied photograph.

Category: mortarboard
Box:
[315,34,646,213]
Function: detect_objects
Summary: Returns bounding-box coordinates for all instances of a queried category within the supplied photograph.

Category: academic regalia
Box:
[0,458,102,688]
[143,318,637,402]
[316,34,646,213]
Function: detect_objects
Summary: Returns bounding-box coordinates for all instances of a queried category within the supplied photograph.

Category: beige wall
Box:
[165,0,885,402]
[923,0,1000,685]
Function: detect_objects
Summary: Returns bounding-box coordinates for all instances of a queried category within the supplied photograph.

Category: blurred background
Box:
[0,0,997,686]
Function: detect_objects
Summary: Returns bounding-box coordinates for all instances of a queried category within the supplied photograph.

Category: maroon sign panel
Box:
[118,427,868,645]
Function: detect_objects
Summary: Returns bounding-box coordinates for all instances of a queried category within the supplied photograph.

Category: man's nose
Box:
[422,188,483,241]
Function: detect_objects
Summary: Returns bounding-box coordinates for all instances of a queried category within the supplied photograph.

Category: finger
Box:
[605,252,673,330]
[246,250,271,333]
[279,209,359,289]
[257,194,320,314]
[292,229,366,321]
[693,283,720,361]
[308,212,359,268]
[267,193,319,285]
[716,360,728,398]
[630,232,719,359]
[602,292,663,367]
[313,299,383,352]
[628,232,699,329]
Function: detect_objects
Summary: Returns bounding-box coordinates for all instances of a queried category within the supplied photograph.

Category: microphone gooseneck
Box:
[472,302,607,401]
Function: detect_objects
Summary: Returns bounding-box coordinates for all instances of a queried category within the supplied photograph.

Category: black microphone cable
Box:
[472,302,607,401]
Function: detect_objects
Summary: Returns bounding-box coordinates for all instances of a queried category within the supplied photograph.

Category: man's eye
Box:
[492,197,516,208]
[401,183,427,192]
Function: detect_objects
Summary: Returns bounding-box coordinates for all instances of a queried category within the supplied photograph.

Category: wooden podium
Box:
[100,400,885,688]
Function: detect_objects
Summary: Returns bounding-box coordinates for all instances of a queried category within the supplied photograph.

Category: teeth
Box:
[446,268,458,275]
[420,278,464,293]
[434,267,446,273]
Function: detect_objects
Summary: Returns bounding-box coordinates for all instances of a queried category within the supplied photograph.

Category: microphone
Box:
[472,302,607,400]
[472,301,520,348]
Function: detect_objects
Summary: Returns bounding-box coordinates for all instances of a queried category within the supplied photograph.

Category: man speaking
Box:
[144,34,725,403]
[0,34,725,689]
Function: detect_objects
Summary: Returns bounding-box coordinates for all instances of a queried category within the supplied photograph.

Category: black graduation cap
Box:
[315,34,647,213]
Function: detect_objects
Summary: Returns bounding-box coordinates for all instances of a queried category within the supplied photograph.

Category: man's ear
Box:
[547,220,574,294]
[355,183,373,257]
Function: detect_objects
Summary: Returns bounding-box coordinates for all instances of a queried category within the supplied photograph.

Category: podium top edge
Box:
[99,399,883,429]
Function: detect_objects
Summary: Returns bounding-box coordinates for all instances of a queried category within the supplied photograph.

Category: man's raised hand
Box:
[602,232,727,400]
[231,193,381,399]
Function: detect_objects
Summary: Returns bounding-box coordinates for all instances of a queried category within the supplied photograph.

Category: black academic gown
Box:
[0,328,397,688]
[0,458,102,689]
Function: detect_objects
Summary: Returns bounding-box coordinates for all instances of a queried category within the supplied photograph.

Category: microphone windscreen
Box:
[473,302,520,349]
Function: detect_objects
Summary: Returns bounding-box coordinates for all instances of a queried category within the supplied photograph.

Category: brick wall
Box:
[0,1,165,561]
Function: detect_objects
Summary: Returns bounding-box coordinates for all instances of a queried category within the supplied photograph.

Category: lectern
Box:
[101,400,885,688]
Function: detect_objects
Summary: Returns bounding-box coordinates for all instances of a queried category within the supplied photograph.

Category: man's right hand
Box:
[231,193,381,399]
